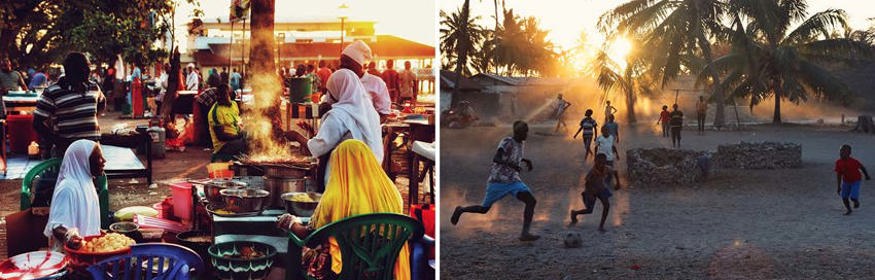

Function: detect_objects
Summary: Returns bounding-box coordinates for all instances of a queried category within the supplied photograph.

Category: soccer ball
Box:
[563,232,582,248]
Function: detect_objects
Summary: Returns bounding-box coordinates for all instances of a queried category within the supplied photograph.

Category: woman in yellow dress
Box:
[277,139,410,279]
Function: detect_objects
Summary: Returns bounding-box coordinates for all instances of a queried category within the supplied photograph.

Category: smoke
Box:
[244,23,301,162]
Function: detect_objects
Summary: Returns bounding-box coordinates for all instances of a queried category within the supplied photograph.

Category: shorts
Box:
[583,189,613,209]
[841,180,861,200]
[482,181,532,208]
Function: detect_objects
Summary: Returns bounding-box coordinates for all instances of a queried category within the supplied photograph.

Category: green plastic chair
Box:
[288,213,425,280]
[21,158,112,229]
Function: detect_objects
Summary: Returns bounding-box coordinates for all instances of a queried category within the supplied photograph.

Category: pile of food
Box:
[287,192,319,203]
[80,233,136,253]
[223,246,265,260]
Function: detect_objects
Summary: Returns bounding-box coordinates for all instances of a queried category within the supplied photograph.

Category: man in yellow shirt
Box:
[209,84,245,161]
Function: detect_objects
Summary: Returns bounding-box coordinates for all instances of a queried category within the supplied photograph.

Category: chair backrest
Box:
[20,158,61,210]
[87,243,204,280]
[304,213,424,280]
[20,157,112,228]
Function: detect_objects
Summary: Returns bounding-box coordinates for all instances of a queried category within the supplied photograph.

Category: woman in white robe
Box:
[43,139,105,251]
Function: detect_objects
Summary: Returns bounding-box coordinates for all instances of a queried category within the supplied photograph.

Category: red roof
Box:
[194,35,433,66]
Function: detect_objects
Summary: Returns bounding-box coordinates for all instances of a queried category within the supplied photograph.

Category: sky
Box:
[439,0,875,51]
[173,0,436,52]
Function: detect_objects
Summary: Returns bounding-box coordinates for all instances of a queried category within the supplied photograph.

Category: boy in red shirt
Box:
[835,144,871,215]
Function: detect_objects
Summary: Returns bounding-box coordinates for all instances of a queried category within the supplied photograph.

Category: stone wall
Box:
[715,142,802,169]
[626,148,710,187]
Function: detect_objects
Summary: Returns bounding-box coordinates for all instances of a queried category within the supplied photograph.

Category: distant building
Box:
[187,18,435,91]
[470,73,567,118]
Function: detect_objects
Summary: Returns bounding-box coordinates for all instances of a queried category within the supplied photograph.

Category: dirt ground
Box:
[440,122,875,279]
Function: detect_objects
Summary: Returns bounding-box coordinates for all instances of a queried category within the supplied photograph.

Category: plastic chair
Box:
[87,243,204,280]
[288,213,425,280]
[21,158,112,229]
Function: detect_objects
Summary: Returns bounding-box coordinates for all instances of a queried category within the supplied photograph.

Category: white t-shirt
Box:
[361,73,391,115]
[596,135,616,161]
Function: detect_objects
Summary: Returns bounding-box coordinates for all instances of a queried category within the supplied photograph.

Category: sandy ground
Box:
[440,122,875,279]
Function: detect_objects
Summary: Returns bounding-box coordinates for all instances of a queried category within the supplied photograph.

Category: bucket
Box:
[207,162,234,179]
[169,182,192,222]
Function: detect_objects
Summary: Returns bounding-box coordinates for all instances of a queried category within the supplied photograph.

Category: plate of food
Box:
[0,251,69,280]
[206,204,261,217]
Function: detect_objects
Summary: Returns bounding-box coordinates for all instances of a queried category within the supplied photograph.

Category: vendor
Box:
[43,139,106,252]
[277,139,410,279]
[291,69,383,185]
[33,52,106,157]
[209,84,245,161]
[341,41,392,123]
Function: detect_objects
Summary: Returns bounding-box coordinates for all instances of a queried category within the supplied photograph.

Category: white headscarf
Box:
[43,140,102,241]
[308,69,383,164]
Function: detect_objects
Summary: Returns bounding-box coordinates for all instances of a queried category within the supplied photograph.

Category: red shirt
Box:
[659,111,670,122]
[835,157,863,183]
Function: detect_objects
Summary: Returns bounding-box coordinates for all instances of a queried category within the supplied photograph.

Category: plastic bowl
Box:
[208,241,277,280]
[64,234,133,272]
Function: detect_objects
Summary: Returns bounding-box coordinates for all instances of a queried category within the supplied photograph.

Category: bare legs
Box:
[450,191,540,241]
[569,193,610,232]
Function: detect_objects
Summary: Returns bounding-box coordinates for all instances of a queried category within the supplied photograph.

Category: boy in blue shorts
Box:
[450,121,540,241]
[835,144,871,215]
[569,153,620,232]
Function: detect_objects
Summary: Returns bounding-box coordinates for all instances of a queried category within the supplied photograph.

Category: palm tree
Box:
[591,35,655,124]
[441,1,488,107]
[710,1,870,123]
[601,0,730,128]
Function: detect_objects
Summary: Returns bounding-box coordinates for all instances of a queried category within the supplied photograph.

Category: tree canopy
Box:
[0,0,201,68]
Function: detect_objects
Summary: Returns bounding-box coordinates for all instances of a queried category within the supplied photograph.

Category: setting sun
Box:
[608,36,633,62]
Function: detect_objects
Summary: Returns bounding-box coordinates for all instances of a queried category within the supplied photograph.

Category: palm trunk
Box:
[773,86,782,124]
[697,34,725,129]
[452,0,471,108]
[625,87,637,123]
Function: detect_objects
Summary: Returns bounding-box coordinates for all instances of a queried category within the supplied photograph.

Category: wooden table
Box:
[404,119,435,206]
[3,92,39,114]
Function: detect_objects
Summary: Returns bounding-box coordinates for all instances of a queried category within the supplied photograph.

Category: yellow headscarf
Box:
[310,139,410,279]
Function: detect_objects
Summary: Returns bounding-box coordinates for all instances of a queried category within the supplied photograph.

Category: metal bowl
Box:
[264,177,311,208]
[109,222,143,243]
[205,179,247,206]
[281,192,321,217]
[220,188,270,213]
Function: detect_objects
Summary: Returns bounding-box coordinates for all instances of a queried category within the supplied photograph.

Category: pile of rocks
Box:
[715,142,802,169]
[626,148,710,187]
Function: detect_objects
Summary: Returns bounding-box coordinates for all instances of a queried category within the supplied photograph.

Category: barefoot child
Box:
[451,121,540,241]
[835,144,871,215]
[569,153,620,231]
[573,109,598,160]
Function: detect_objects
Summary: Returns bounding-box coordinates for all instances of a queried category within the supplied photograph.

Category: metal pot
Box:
[220,188,270,213]
[281,192,321,217]
[261,163,312,178]
[205,179,247,206]
[263,177,311,208]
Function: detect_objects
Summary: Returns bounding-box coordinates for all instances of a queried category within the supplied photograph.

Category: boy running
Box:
[569,153,620,232]
[595,125,621,189]
[451,121,540,241]
[573,109,598,160]
[835,144,871,215]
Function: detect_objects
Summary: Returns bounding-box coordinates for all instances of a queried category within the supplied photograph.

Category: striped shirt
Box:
[33,81,105,140]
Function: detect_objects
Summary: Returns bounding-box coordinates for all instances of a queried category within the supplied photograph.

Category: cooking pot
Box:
[263,177,312,208]
[219,188,270,213]
[205,179,247,206]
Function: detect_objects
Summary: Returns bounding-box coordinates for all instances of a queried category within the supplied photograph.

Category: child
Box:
[569,153,620,232]
[657,105,670,138]
[450,121,540,241]
[835,144,871,215]
[573,109,598,160]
